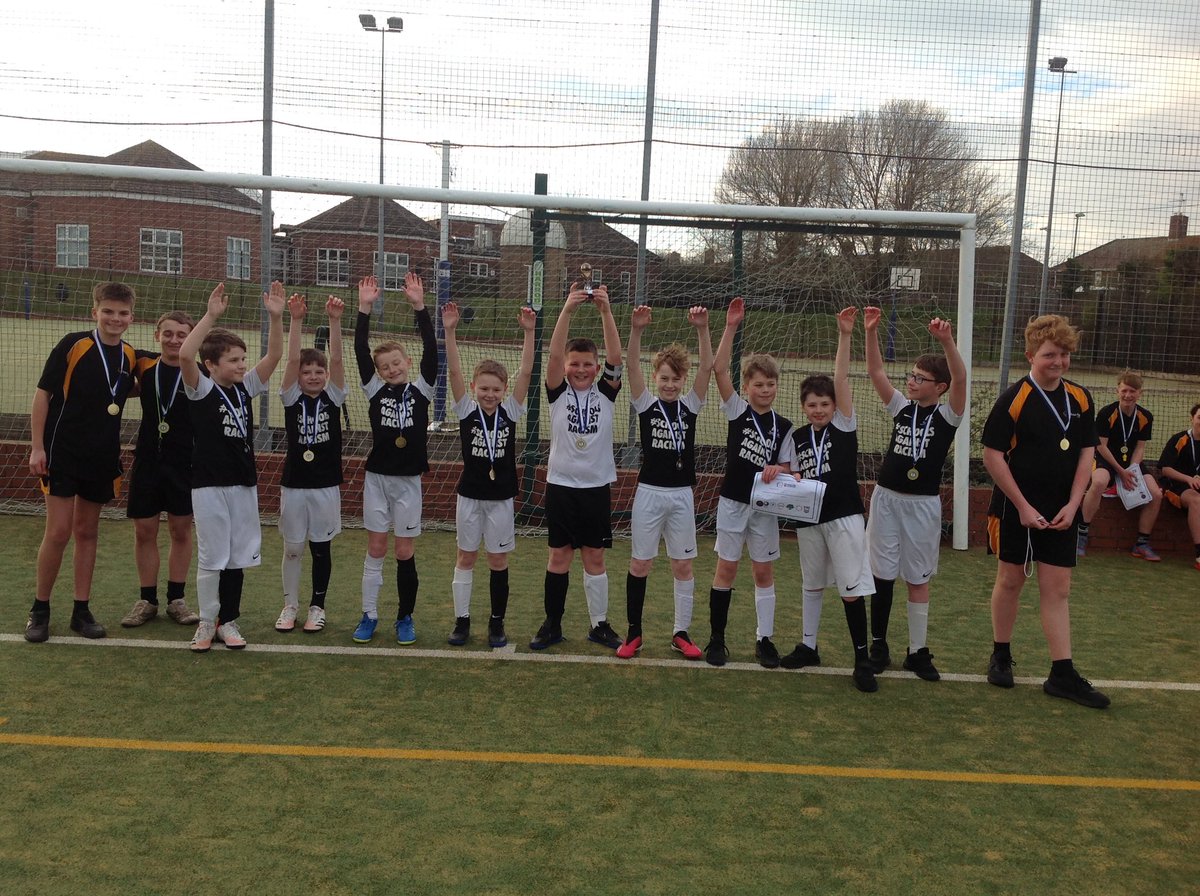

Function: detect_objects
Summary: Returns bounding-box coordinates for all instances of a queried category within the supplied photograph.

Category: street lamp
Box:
[1072,211,1086,258]
[1037,55,1077,315]
[360,13,403,305]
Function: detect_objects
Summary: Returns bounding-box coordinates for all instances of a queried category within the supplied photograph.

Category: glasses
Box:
[907,372,935,385]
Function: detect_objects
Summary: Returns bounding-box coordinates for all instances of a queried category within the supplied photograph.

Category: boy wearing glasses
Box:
[861,309,966,681]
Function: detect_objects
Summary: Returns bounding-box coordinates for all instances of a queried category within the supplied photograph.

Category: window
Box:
[56,224,89,268]
[140,228,183,274]
[591,268,603,285]
[620,271,632,290]
[473,224,495,249]
[372,251,409,290]
[317,248,350,286]
[226,237,252,281]
[469,262,490,278]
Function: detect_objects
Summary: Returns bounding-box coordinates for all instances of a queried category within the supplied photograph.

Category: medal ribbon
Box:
[1117,406,1138,456]
[214,383,248,441]
[570,386,593,435]
[93,329,126,405]
[910,403,935,468]
[809,426,830,479]
[1029,378,1072,440]
[750,408,777,457]
[656,399,685,462]
[389,383,411,431]
[477,403,501,468]
[301,395,323,447]
[156,362,182,431]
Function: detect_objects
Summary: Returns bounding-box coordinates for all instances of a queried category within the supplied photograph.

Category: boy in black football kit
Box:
[122,311,202,629]
[180,281,287,652]
[352,272,436,646]
[442,300,536,648]
[982,314,1109,709]
[706,296,794,669]
[617,303,714,660]
[26,282,138,642]
[861,307,967,681]
[530,281,624,651]
[776,307,878,692]
[1077,372,1163,560]
[274,294,347,635]
[1157,403,1200,570]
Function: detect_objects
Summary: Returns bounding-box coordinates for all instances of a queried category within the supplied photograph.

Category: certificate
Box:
[750,472,826,524]
[1116,465,1152,510]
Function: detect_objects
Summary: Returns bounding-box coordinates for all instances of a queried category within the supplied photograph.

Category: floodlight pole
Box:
[258,0,275,448]
[1037,56,1076,316]
[360,13,403,317]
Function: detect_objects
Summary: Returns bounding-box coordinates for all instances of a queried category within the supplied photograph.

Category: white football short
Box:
[279,485,343,544]
[866,485,943,584]
[363,472,422,536]
[192,485,262,570]
[631,484,698,561]
[456,495,516,554]
[714,495,781,564]
[795,514,874,597]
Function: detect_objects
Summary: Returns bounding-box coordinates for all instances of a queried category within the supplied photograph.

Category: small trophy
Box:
[579,262,594,298]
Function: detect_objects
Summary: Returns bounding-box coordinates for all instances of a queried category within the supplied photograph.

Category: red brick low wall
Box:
[1,440,1193,555]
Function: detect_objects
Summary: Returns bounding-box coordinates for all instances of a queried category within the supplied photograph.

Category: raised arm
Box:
[252,282,288,383]
[512,306,537,405]
[689,305,714,401]
[592,286,622,373]
[546,283,589,391]
[442,301,466,403]
[326,296,345,390]
[627,305,651,399]
[930,317,967,417]
[862,305,894,404]
[179,282,228,389]
[834,306,857,418]
[404,271,437,385]
[281,293,307,392]
[355,275,380,385]
[713,297,745,403]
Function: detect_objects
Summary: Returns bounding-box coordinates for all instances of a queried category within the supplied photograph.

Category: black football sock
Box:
[709,587,732,640]
[489,568,509,620]
[544,571,568,627]
[626,573,647,631]
[396,556,418,619]
[871,577,895,642]
[843,597,869,662]
[140,585,159,606]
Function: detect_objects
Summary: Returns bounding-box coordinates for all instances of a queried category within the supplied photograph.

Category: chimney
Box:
[1169,213,1188,240]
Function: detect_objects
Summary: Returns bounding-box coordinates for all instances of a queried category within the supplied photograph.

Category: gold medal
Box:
[488,467,496,481]
[157,421,170,435]
[575,437,586,450]
[107,402,120,416]
[395,435,407,449]
[1121,448,1128,461]
[1059,438,1070,451]
[907,468,919,481]
[302,449,315,462]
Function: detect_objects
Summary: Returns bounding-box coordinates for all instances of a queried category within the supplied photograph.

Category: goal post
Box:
[0,156,976,549]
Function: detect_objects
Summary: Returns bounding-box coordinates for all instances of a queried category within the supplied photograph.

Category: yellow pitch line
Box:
[0,731,1197,792]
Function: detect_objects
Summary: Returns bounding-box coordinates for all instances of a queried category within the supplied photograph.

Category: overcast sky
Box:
[2,0,1197,260]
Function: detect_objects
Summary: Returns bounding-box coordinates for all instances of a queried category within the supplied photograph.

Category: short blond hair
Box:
[742,353,779,383]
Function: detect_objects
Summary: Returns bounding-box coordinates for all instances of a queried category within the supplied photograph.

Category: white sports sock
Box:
[908,600,929,652]
[452,567,474,618]
[673,577,695,633]
[196,568,220,623]
[754,585,776,639]
[282,541,304,609]
[802,588,824,649]
[361,554,384,619]
[583,572,609,627]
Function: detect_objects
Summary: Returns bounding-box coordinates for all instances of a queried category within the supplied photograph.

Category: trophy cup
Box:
[579,262,594,298]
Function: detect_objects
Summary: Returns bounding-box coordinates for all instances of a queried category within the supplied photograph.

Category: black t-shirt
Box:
[280,382,346,489]
[454,394,526,500]
[132,353,194,471]
[981,376,1098,517]
[1158,430,1200,494]
[37,330,136,481]
[788,410,864,526]
[876,390,961,496]
[186,370,267,488]
[633,388,703,488]
[1095,401,1152,471]
[719,394,793,504]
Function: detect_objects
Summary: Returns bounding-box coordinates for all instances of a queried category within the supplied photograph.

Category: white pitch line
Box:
[2,633,1198,691]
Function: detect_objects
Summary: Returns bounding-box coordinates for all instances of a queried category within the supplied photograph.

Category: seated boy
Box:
[275,295,347,634]
[27,282,137,642]
[180,282,287,651]
[122,311,201,628]
[530,281,624,651]
[1077,372,1162,560]
[1157,403,1200,571]
[442,300,536,648]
